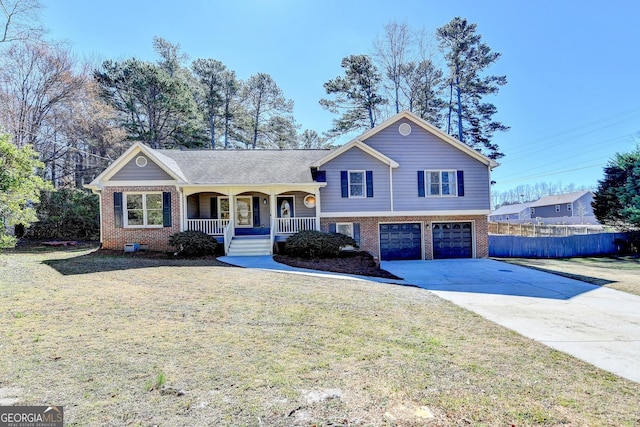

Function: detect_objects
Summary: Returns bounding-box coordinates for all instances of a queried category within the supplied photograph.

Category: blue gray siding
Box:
[363,119,491,212]
[111,155,174,181]
[320,147,391,213]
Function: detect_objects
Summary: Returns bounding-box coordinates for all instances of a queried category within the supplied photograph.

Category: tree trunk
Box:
[455,64,463,142]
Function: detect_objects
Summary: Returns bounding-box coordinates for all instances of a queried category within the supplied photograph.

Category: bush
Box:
[285,230,358,259]
[24,189,99,240]
[169,230,217,257]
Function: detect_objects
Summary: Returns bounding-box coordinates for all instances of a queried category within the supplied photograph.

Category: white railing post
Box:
[270,218,276,255]
[223,220,234,255]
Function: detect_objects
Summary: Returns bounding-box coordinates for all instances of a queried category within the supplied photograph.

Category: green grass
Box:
[1,246,639,426]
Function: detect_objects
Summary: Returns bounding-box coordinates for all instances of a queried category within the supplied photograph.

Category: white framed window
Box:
[124,193,163,227]
[336,222,354,238]
[348,170,365,198]
[555,204,560,212]
[567,203,572,211]
[219,197,230,220]
[426,170,457,196]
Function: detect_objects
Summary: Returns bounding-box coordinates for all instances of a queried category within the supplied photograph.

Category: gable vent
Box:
[135,156,148,167]
[399,123,412,136]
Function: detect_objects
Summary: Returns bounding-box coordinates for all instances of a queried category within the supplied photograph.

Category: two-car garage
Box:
[379,221,474,261]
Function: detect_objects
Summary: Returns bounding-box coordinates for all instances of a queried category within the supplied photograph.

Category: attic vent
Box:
[135,156,148,168]
[398,123,412,136]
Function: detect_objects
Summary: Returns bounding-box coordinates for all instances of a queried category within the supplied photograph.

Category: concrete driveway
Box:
[220,256,640,383]
[381,259,640,383]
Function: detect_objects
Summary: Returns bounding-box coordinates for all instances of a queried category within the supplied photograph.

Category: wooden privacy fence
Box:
[489,222,605,237]
[489,233,628,258]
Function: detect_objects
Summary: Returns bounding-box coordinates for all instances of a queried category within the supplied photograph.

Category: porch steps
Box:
[226,236,271,256]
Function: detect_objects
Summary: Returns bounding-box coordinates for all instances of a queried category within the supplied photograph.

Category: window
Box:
[336,223,354,238]
[219,197,230,220]
[426,170,457,196]
[555,205,560,212]
[348,171,365,197]
[567,203,572,211]
[125,193,163,227]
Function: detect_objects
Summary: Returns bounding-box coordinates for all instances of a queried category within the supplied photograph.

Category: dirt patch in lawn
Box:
[501,256,640,296]
[274,252,402,280]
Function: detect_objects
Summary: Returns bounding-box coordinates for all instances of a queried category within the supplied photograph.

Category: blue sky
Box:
[41,0,640,194]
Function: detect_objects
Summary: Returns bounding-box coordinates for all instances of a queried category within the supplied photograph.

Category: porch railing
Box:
[275,217,317,234]
[187,219,230,235]
[223,220,234,255]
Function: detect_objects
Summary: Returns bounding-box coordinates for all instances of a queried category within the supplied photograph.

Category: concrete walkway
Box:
[219,256,640,383]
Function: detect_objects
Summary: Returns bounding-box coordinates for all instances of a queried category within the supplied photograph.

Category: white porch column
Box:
[269,192,276,232]
[228,189,236,236]
[314,188,321,231]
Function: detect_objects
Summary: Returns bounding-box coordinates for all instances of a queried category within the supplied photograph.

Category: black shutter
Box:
[316,170,326,182]
[353,223,361,246]
[417,171,425,197]
[253,196,261,226]
[162,192,172,227]
[366,171,373,198]
[340,171,348,198]
[329,223,336,233]
[210,197,218,219]
[114,192,123,228]
[457,171,464,196]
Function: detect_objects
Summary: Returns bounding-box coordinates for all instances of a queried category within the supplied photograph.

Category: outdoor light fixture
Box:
[263,198,268,205]
[303,195,316,208]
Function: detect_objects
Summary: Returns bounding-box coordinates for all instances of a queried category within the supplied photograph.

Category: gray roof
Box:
[490,202,531,216]
[529,191,592,208]
[154,148,330,185]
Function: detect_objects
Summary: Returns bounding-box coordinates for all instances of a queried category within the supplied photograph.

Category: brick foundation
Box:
[321,215,488,260]
[101,186,181,252]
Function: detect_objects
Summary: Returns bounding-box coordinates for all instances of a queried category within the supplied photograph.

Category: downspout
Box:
[389,165,394,213]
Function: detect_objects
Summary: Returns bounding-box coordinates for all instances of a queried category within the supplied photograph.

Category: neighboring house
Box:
[528,191,597,224]
[86,111,498,260]
[488,202,531,222]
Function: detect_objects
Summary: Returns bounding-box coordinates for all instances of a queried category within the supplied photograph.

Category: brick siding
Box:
[101,186,181,252]
[321,215,488,260]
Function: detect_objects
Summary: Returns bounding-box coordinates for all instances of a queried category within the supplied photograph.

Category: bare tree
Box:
[374,20,411,114]
[0,41,92,185]
[0,0,43,43]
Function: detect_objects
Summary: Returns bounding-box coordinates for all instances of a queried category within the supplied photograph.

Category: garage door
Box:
[432,222,473,259]
[379,223,422,261]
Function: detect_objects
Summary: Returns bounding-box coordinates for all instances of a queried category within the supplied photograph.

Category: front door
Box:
[277,196,294,218]
[235,196,253,227]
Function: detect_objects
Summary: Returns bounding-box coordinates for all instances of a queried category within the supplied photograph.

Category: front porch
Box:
[183,189,321,255]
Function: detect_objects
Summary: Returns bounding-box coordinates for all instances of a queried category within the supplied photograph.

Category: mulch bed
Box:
[273,252,402,280]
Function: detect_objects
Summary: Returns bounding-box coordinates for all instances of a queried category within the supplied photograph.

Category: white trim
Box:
[123,192,164,228]
[86,142,187,189]
[430,220,476,259]
[425,170,457,197]
[347,170,366,198]
[276,195,296,218]
[312,140,399,168]
[320,210,491,218]
[349,111,499,169]
[378,221,425,261]
[336,222,354,238]
[102,180,177,187]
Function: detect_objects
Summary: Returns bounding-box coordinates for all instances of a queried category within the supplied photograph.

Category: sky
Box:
[40,0,640,195]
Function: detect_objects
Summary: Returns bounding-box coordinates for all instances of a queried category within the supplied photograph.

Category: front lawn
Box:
[502,256,640,297]
[1,247,638,426]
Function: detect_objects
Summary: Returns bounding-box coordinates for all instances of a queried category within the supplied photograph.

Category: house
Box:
[488,202,531,222]
[86,111,499,260]
[528,191,597,225]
